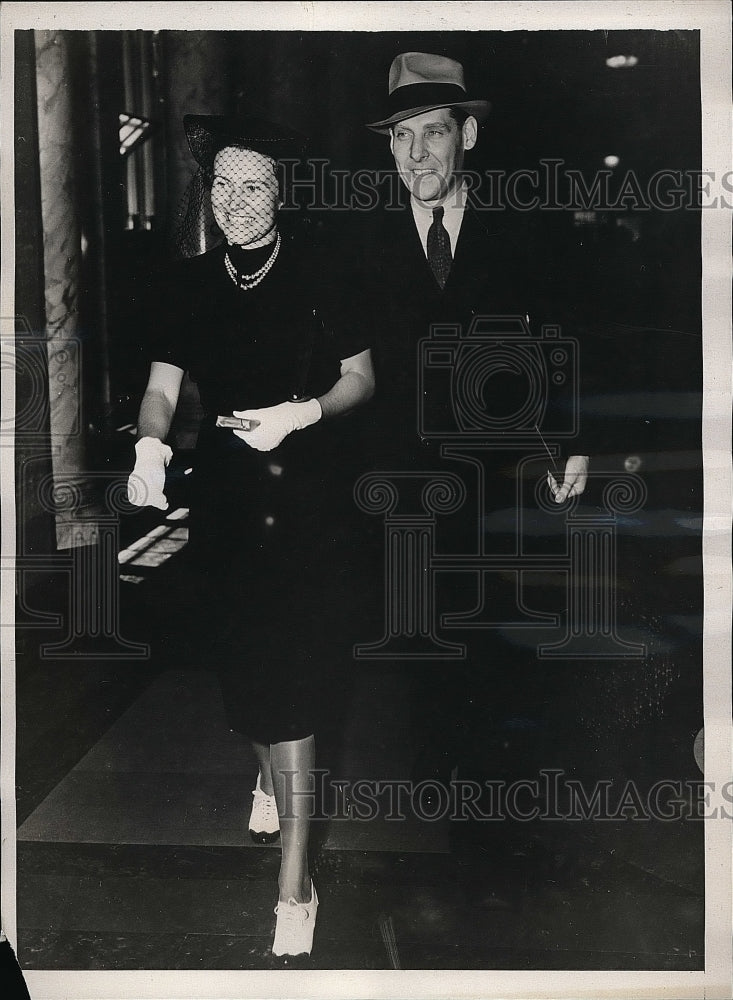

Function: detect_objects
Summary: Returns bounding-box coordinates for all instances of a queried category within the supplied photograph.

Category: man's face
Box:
[210,146,280,246]
[390,107,477,205]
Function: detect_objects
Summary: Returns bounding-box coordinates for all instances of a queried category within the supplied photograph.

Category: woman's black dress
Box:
[145,234,368,744]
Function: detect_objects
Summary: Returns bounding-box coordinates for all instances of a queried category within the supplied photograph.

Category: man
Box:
[360,51,589,494]
[349,52,592,788]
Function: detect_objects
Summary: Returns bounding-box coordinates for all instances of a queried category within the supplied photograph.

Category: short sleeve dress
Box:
[143,230,369,744]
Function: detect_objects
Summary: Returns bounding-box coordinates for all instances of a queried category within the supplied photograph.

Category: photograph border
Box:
[1,2,731,998]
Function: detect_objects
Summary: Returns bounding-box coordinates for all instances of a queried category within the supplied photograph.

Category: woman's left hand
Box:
[232,399,322,451]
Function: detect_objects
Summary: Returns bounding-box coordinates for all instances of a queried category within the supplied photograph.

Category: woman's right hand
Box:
[127,437,173,510]
[232,400,321,451]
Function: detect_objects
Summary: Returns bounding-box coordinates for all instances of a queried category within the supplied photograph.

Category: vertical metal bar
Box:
[150,31,167,229]
[133,32,147,229]
[122,32,138,227]
[139,31,155,226]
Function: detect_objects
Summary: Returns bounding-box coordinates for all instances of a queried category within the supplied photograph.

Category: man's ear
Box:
[389,129,396,156]
[462,116,478,151]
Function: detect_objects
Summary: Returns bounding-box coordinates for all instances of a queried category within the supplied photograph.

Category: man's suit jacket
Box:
[340,192,581,467]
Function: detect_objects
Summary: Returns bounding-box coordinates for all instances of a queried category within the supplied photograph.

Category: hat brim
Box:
[184,114,308,173]
[366,99,491,134]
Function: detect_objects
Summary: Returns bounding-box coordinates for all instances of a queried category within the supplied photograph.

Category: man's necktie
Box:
[427,206,452,290]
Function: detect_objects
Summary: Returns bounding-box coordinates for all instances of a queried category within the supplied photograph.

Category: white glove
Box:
[127,436,173,510]
[232,399,322,452]
[547,455,589,503]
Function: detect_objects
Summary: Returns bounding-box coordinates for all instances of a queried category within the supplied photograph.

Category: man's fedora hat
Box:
[183,113,308,175]
[366,52,490,133]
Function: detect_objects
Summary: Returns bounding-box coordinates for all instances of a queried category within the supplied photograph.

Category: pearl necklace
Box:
[224,233,282,290]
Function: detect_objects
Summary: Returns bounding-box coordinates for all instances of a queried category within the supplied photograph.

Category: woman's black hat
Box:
[183,113,308,173]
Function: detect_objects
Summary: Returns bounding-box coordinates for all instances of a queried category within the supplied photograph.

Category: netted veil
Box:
[169,166,223,260]
[170,113,309,261]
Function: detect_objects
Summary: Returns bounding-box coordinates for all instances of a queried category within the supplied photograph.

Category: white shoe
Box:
[248,773,280,844]
[272,881,318,957]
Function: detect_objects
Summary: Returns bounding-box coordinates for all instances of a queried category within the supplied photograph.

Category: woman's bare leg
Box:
[251,739,274,795]
[271,734,315,902]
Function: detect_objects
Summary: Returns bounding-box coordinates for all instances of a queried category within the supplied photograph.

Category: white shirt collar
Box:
[410,181,468,257]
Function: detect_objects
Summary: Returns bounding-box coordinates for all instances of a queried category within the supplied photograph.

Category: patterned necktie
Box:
[427,206,452,290]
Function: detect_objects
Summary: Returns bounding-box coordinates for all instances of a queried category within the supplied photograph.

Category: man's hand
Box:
[127,436,173,510]
[232,399,322,452]
[547,455,589,504]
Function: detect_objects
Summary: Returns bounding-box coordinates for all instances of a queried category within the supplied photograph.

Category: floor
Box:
[13,497,705,972]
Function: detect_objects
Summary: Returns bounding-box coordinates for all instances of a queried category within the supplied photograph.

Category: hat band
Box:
[387,82,469,117]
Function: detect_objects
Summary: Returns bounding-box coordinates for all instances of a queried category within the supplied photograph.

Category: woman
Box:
[127,113,374,958]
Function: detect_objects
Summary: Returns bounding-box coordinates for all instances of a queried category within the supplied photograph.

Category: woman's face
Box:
[210,146,280,246]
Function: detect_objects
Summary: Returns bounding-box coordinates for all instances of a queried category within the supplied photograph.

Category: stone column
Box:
[14,30,56,563]
[34,30,92,549]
